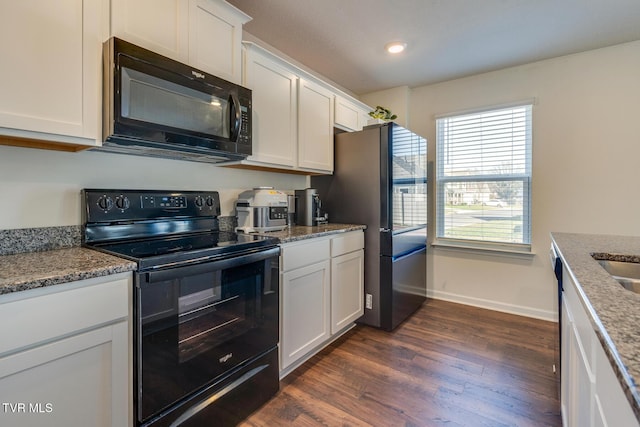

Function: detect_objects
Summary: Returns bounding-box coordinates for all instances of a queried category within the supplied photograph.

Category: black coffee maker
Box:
[294,188,328,226]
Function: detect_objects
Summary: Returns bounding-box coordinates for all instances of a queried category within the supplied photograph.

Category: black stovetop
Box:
[89,231,278,271]
[82,189,278,271]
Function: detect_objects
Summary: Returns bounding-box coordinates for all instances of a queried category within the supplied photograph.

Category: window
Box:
[435,103,532,251]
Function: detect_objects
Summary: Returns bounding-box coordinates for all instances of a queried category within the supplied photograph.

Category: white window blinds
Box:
[435,103,532,248]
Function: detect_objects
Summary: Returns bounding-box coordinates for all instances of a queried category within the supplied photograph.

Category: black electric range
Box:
[82,189,281,427]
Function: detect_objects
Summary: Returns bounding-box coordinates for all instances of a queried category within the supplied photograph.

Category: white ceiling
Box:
[227,0,640,95]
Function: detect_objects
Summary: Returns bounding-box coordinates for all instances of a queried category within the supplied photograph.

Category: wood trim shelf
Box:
[0,135,90,153]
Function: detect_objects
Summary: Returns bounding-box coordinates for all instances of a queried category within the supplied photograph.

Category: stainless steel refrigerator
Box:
[312,122,427,331]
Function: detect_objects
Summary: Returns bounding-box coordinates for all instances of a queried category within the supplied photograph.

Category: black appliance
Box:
[312,122,428,331]
[294,188,328,226]
[99,37,252,164]
[82,189,279,427]
[550,242,563,399]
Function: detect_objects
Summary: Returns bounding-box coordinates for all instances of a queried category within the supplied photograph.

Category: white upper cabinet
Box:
[0,0,105,147]
[335,95,372,132]
[243,44,298,167]
[111,0,250,84]
[111,0,189,63]
[188,0,247,83]
[298,78,334,172]
[232,42,338,174]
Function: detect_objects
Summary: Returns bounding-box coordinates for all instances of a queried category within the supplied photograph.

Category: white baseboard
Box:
[426,289,557,322]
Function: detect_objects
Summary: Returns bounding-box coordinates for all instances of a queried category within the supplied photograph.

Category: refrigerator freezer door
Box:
[380,246,427,331]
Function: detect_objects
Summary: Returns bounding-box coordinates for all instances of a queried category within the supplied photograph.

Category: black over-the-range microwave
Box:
[97,37,252,163]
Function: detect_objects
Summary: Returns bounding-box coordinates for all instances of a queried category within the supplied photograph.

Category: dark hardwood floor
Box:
[241,299,561,427]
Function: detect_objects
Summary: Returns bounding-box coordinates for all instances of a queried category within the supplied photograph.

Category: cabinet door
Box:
[188,0,249,84]
[331,249,364,334]
[0,0,103,145]
[335,96,361,131]
[111,0,189,63]
[360,109,372,130]
[281,260,331,370]
[298,78,334,172]
[569,321,593,427]
[244,47,298,167]
[594,337,640,427]
[0,322,129,427]
[335,96,370,132]
[561,297,571,422]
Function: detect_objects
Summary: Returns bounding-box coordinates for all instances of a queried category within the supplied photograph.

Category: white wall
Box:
[0,145,307,229]
[367,40,640,320]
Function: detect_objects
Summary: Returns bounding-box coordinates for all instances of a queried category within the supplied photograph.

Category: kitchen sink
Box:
[597,259,640,293]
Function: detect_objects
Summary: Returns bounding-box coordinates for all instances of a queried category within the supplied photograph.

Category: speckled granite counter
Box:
[0,247,136,295]
[250,223,366,243]
[551,232,640,420]
[0,223,363,295]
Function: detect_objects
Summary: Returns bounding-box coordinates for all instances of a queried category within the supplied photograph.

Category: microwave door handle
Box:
[229,93,241,142]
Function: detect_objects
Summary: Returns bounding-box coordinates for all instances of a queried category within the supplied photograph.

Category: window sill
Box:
[431,239,536,257]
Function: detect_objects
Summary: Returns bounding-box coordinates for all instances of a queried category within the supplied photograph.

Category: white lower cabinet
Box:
[280,231,364,376]
[0,273,132,427]
[281,259,331,370]
[560,262,639,427]
[330,233,364,334]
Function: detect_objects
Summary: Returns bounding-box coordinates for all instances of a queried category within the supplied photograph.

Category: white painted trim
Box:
[433,98,537,119]
[427,289,557,322]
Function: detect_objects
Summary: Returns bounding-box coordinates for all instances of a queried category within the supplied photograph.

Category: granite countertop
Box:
[551,232,640,419]
[250,223,366,243]
[0,223,364,295]
[0,247,136,295]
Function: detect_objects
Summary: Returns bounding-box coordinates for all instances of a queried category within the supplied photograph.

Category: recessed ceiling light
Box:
[385,41,407,54]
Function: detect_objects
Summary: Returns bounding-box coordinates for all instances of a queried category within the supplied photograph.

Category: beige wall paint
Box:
[0,146,307,229]
[360,86,410,128]
[366,40,640,320]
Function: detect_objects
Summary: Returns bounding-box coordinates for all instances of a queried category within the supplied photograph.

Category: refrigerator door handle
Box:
[380,228,393,256]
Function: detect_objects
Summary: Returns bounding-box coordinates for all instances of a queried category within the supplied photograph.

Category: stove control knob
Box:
[115,195,130,210]
[97,195,114,211]
[205,196,215,207]
[194,196,205,208]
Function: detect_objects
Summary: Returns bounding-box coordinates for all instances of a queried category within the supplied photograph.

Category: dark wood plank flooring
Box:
[241,299,561,427]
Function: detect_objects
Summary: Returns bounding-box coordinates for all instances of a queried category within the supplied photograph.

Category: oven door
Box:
[135,246,279,424]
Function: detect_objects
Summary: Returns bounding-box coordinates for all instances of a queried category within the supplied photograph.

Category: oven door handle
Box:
[146,246,280,283]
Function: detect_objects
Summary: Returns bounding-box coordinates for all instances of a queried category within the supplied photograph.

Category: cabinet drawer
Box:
[281,238,330,272]
[0,274,130,356]
[331,231,364,257]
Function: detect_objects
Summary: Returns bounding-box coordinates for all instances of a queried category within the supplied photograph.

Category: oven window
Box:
[177,271,253,363]
[137,255,278,422]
